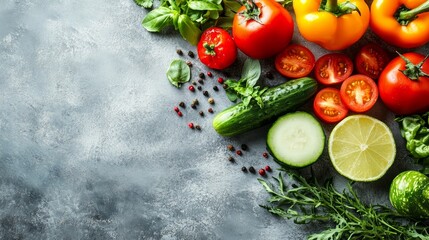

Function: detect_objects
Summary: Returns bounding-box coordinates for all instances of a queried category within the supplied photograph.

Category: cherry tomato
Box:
[378,52,429,115]
[274,44,315,78]
[314,53,354,85]
[232,0,294,59]
[340,74,378,113]
[197,27,237,70]
[355,43,390,80]
[313,88,349,123]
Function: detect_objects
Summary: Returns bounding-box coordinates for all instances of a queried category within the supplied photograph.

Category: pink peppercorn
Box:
[236,150,242,156]
[258,169,266,176]
[207,71,213,77]
[188,85,195,92]
[177,111,183,117]
[217,77,224,84]
[188,122,194,129]
[265,165,272,172]
[263,152,269,158]
[174,106,179,112]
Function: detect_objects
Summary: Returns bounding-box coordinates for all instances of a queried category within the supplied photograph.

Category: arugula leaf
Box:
[142,7,176,32]
[134,0,153,8]
[166,59,191,88]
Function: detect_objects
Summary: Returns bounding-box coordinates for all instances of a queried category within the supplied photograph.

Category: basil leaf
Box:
[177,14,202,45]
[226,91,238,102]
[241,58,261,87]
[134,0,153,8]
[188,1,223,10]
[142,7,176,32]
[243,96,252,107]
[166,59,191,88]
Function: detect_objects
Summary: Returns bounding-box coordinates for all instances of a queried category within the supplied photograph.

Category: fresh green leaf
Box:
[142,7,176,32]
[188,1,223,10]
[225,91,238,102]
[166,59,191,88]
[241,58,261,87]
[177,14,202,45]
[134,0,153,8]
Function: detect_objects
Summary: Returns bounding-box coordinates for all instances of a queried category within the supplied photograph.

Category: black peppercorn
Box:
[186,61,193,67]
[227,145,235,151]
[176,49,183,55]
[249,166,256,174]
[191,103,196,109]
[203,91,209,97]
[241,166,247,172]
[208,108,214,113]
[195,125,201,131]
[199,111,204,117]
[197,86,202,91]
[179,102,185,108]
[188,51,195,58]
[198,79,204,84]
[199,72,205,79]
[213,86,219,91]
[228,156,234,162]
[241,144,248,151]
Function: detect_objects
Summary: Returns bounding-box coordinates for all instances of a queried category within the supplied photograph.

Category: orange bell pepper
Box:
[293,0,370,51]
[370,0,429,49]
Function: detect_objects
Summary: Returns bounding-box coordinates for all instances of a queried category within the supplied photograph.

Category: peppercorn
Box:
[179,102,185,108]
[177,111,183,117]
[188,85,195,92]
[228,156,234,162]
[203,91,209,97]
[236,150,242,156]
[217,77,224,84]
[241,144,248,151]
[265,165,272,172]
[249,166,256,174]
[188,51,195,58]
[188,122,194,129]
[174,106,179,112]
[227,144,235,151]
[199,72,205,79]
[192,81,197,85]
[197,86,202,91]
[262,152,269,158]
[198,79,204,85]
[199,111,204,117]
[208,108,214,113]
[208,98,214,104]
[258,169,266,176]
[265,71,274,79]
[191,103,196,109]
[241,166,247,172]
[176,49,183,56]
[207,71,213,77]
[195,125,201,131]
[223,84,228,89]
[186,61,193,67]
[213,86,219,91]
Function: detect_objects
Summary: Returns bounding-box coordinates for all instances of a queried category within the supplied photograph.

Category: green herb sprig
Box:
[140,0,241,45]
[259,169,429,239]
[224,58,269,108]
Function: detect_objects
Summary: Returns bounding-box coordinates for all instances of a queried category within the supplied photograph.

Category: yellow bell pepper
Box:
[293,0,370,51]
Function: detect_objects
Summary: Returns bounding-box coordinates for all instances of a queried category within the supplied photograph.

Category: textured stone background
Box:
[0,0,427,239]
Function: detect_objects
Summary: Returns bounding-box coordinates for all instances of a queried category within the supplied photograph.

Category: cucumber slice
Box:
[267,111,325,168]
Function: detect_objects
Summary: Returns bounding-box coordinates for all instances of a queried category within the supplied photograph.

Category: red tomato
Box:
[355,43,390,80]
[197,27,237,70]
[313,88,349,123]
[232,0,294,59]
[275,44,315,78]
[378,52,429,115]
[314,53,354,85]
[340,74,378,113]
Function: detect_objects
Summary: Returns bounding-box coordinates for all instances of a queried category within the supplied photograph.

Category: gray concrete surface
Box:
[0,0,427,239]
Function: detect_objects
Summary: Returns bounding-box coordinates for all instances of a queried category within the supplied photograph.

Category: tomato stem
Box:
[203,42,216,56]
[398,52,429,81]
[320,0,361,17]
[239,0,263,24]
[397,1,429,25]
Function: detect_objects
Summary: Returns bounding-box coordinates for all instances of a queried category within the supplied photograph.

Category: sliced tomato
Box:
[313,88,349,123]
[340,74,378,113]
[314,53,353,85]
[355,43,390,80]
[275,44,315,78]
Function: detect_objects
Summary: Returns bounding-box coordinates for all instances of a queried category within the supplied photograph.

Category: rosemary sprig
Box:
[259,169,429,240]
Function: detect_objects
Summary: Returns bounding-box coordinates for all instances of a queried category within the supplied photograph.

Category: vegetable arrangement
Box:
[136,0,429,238]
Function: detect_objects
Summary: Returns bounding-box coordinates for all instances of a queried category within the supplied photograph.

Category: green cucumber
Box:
[389,170,429,218]
[212,77,318,137]
[267,111,325,168]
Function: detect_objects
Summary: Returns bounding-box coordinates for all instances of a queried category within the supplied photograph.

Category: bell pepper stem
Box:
[398,0,429,25]
[325,0,338,12]
[320,0,360,17]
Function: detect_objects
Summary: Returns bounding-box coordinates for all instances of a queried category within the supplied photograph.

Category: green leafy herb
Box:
[166,59,191,88]
[225,59,268,108]
[134,0,154,8]
[139,0,237,45]
[259,169,429,239]
[396,112,429,175]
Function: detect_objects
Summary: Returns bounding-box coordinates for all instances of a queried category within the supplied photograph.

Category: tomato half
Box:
[197,27,237,70]
[355,43,390,80]
[314,53,354,85]
[274,44,315,78]
[340,74,378,113]
[232,0,294,59]
[313,88,349,123]
[378,52,429,115]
